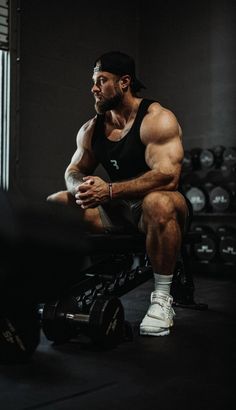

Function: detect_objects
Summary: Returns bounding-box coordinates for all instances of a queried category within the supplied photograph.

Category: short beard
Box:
[95,92,122,114]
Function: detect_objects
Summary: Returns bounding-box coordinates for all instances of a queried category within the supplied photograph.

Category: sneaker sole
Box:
[140,328,170,337]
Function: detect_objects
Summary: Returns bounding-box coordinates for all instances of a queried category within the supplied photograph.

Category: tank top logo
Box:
[110,160,119,170]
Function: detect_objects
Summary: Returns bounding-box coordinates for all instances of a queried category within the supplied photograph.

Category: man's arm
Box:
[65,118,98,196]
[112,106,184,199]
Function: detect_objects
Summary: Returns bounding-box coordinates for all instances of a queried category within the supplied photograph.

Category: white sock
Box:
[153,273,173,296]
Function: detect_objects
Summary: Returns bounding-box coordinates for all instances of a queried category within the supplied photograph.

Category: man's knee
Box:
[142,191,176,226]
[46,190,72,204]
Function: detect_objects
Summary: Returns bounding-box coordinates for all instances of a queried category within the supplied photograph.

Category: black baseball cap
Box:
[94,51,146,92]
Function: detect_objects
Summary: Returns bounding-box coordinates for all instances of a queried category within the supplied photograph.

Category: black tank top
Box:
[91,99,155,182]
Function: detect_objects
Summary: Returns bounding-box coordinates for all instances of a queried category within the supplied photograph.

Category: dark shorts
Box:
[98,192,192,234]
[98,199,142,233]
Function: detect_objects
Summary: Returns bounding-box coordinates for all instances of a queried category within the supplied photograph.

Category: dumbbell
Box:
[201,182,230,213]
[199,149,215,169]
[208,185,231,213]
[199,145,225,169]
[192,226,217,263]
[212,145,225,168]
[185,186,207,213]
[199,146,226,169]
[42,296,125,348]
[222,147,236,168]
[216,226,236,265]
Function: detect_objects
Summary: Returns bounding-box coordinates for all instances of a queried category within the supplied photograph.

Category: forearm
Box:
[65,169,85,196]
[111,169,178,200]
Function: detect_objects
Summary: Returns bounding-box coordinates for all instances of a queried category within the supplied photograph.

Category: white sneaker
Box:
[140,291,175,336]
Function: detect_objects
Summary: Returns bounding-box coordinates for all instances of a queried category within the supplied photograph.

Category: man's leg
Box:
[47,190,105,233]
[139,191,188,336]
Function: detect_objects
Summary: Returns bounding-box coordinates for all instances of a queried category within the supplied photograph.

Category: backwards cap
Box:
[94,51,146,93]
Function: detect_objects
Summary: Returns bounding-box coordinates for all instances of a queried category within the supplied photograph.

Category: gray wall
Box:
[139,0,236,149]
[11,0,141,198]
[10,0,236,199]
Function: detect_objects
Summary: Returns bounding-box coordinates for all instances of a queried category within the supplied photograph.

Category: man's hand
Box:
[75,176,110,209]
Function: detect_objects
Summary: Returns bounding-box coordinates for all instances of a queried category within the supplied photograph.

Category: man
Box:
[48,51,189,336]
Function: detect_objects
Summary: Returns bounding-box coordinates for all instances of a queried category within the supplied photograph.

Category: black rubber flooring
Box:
[0,273,235,410]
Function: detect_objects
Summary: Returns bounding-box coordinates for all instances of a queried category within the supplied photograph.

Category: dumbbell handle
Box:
[38,308,89,324]
[66,313,89,324]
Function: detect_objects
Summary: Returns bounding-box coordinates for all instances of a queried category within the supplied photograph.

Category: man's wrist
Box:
[66,182,80,196]
[65,171,85,196]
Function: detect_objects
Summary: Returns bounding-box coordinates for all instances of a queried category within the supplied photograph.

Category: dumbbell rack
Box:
[182,145,236,276]
[188,212,236,276]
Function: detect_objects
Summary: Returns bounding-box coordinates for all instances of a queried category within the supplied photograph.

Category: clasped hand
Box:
[75,176,109,209]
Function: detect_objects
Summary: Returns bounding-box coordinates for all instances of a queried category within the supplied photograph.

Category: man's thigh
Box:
[98,199,143,233]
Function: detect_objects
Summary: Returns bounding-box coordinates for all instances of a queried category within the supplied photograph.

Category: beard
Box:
[95,91,122,114]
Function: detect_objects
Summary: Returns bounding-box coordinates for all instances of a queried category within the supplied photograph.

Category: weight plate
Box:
[42,298,78,343]
[0,314,40,364]
[219,236,236,264]
[186,187,206,212]
[199,149,214,168]
[223,147,236,166]
[193,235,217,261]
[89,297,125,348]
[209,186,230,212]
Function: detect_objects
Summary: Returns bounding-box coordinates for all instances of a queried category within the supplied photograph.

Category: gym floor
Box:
[0,272,235,410]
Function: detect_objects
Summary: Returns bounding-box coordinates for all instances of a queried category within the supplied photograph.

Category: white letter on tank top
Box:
[110,160,119,170]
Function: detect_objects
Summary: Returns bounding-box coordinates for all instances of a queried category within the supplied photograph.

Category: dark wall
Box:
[139,0,236,149]
[10,0,236,199]
[12,0,141,198]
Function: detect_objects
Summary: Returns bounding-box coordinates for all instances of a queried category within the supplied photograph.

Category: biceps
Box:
[145,142,183,176]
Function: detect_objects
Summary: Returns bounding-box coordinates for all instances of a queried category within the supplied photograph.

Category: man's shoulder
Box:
[77,116,97,137]
[81,116,98,132]
[75,116,98,146]
[145,101,178,125]
[146,101,173,117]
[141,103,180,142]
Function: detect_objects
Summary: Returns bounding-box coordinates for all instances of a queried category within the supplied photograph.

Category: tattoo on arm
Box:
[65,171,85,195]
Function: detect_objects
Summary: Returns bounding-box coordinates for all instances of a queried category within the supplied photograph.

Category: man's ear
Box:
[120,75,131,89]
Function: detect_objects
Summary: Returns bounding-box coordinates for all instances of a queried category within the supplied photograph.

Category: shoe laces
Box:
[150,291,175,318]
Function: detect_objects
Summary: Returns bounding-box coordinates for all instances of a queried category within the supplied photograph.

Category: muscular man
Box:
[48,51,189,336]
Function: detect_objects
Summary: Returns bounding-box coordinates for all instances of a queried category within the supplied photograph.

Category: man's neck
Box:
[107,96,142,129]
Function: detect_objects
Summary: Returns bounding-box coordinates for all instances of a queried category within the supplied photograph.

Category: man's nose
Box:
[91,84,100,93]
